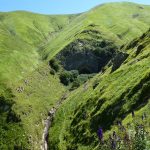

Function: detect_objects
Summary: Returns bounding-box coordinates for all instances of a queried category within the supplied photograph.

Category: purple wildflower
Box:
[97,127,103,141]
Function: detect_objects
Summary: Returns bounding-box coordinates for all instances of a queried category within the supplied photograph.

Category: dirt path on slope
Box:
[41,92,69,150]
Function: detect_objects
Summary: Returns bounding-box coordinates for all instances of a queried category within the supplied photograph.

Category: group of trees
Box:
[49,38,118,89]
[59,70,79,86]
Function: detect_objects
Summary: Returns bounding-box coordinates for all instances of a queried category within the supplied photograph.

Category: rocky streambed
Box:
[41,92,68,150]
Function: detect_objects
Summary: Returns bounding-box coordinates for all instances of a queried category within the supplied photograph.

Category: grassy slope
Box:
[0,64,66,149]
[49,28,150,150]
[47,5,150,148]
[0,11,76,149]
[43,2,150,60]
[0,2,150,150]
[11,64,66,149]
[0,11,76,83]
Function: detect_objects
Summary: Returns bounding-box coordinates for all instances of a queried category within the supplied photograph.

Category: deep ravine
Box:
[41,92,69,150]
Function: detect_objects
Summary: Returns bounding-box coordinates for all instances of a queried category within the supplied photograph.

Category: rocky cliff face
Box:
[57,48,99,74]
[56,37,118,74]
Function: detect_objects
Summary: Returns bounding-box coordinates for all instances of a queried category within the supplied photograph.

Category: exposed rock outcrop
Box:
[56,38,118,74]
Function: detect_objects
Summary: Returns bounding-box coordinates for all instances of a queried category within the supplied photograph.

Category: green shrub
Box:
[133,125,147,150]
[0,88,28,149]
[59,70,79,86]
[50,69,55,75]
[69,70,79,81]
[49,59,60,72]
[59,71,72,85]
[70,79,80,90]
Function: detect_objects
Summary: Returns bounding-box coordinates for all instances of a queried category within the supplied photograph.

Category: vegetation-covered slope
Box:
[43,2,150,60]
[0,61,68,149]
[0,11,76,83]
[0,11,75,149]
[49,28,150,150]
[0,2,150,150]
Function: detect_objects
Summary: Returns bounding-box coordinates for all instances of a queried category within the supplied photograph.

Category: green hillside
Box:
[49,26,150,150]
[0,11,76,83]
[43,2,150,60]
[0,2,150,150]
[0,11,76,149]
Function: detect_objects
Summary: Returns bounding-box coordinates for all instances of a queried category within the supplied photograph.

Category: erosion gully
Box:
[41,92,68,150]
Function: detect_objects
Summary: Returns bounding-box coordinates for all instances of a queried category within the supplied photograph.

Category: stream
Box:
[41,92,68,150]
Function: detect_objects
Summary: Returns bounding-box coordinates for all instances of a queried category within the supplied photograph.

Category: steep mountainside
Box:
[49,27,150,150]
[43,2,150,60]
[0,2,150,150]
